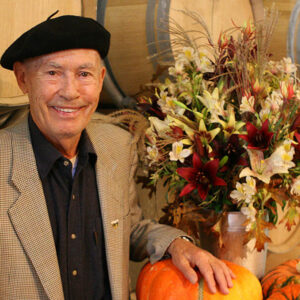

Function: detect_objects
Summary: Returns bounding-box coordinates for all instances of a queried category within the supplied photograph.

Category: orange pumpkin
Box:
[136,259,262,299]
[265,284,300,300]
[261,258,300,299]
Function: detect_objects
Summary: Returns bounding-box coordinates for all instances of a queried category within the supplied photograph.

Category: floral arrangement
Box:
[137,10,300,250]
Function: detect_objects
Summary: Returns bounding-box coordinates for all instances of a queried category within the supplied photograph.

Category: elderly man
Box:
[0,15,234,300]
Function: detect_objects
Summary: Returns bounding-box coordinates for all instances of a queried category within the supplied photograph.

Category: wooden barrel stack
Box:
[0,0,298,113]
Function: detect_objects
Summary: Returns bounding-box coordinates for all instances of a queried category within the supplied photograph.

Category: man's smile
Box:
[53,106,82,113]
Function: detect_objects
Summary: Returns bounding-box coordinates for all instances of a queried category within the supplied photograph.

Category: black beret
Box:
[0,14,110,70]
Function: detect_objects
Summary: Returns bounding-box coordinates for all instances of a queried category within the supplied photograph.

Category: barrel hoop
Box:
[157,0,172,59]
[146,0,157,69]
[97,0,126,107]
[288,1,300,63]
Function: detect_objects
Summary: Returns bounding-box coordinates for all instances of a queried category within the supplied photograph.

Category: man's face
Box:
[14,49,106,146]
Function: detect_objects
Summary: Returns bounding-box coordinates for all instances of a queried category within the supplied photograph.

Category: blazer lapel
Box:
[8,120,64,300]
[88,124,124,300]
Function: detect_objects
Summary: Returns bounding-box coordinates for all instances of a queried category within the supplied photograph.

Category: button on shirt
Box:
[29,115,111,300]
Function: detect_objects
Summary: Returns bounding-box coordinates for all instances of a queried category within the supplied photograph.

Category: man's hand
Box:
[167,237,236,294]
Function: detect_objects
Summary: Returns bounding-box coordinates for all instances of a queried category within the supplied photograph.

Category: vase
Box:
[198,211,267,279]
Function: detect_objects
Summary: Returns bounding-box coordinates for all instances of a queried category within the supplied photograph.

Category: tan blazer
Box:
[0,115,185,300]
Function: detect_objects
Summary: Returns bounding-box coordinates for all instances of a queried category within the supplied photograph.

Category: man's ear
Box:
[98,65,106,92]
[13,61,28,94]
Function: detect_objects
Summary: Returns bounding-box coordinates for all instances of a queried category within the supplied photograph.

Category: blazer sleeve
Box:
[128,144,191,263]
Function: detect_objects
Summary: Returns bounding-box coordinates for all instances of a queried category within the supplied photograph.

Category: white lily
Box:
[267,90,283,112]
[279,57,297,74]
[259,107,271,122]
[146,146,159,165]
[182,47,195,61]
[291,176,300,196]
[168,60,185,76]
[240,95,255,114]
[148,117,171,139]
[194,51,215,73]
[169,141,192,163]
[240,140,295,183]
[259,91,282,122]
[241,204,257,231]
[157,90,185,116]
[159,78,176,96]
[230,176,256,204]
[197,88,226,120]
[243,176,257,196]
[230,182,247,203]
[271,140,295,168]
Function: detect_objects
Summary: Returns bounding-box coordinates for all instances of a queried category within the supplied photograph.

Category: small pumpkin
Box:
[261,258,300,299]
[136,259,262,300]
[265,284,300,300]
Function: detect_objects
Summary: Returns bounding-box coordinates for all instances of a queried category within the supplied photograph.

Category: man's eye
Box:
[48,70,56,75]
[80,71,90,77]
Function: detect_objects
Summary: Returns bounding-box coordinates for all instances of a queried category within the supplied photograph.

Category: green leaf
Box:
[219,156,228,168]
[217,78,225,92]
[173,100,190,110]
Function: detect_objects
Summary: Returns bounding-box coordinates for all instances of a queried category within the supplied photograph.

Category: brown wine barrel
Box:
[0,0,81,127]
[286,0,300,64]
[169,1,258,44]
[263,0,297,60]
[99,0,264,107]
[0,0,81,99]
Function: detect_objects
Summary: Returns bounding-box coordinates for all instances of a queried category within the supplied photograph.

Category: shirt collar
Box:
[28,114,97,179]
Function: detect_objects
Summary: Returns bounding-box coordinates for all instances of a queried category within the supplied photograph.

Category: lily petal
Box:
[177,167,197,181]
[193,152,203,169]
[204,159,219,178]
[198,184,209,200]
[213,177,227,186]
[179,183,197,197]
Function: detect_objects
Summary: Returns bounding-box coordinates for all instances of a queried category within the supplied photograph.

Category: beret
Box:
[0,14,110,70]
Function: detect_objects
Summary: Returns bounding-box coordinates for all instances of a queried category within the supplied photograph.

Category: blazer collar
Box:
[87,121,125,300]
[8,117,64,300]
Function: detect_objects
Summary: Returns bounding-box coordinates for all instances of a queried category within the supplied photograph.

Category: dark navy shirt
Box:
[28,115,112,300]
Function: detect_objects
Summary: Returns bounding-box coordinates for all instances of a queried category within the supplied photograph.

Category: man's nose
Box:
[58,74,80,100]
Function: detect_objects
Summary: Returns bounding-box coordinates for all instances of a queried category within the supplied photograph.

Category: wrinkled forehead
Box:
[21,48,102,71]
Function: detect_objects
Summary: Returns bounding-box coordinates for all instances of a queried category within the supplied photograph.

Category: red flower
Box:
[211,134,247,171]
[294,131,300,160]
[291,113,300,131]
[194,133,205,157]
[218,32,228,50]
[167,126,184,139]
[177,153,226,200]
[137,96,165,119]
[280,82,295,101]
[287,83,295,100]
[239,120,273,151]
